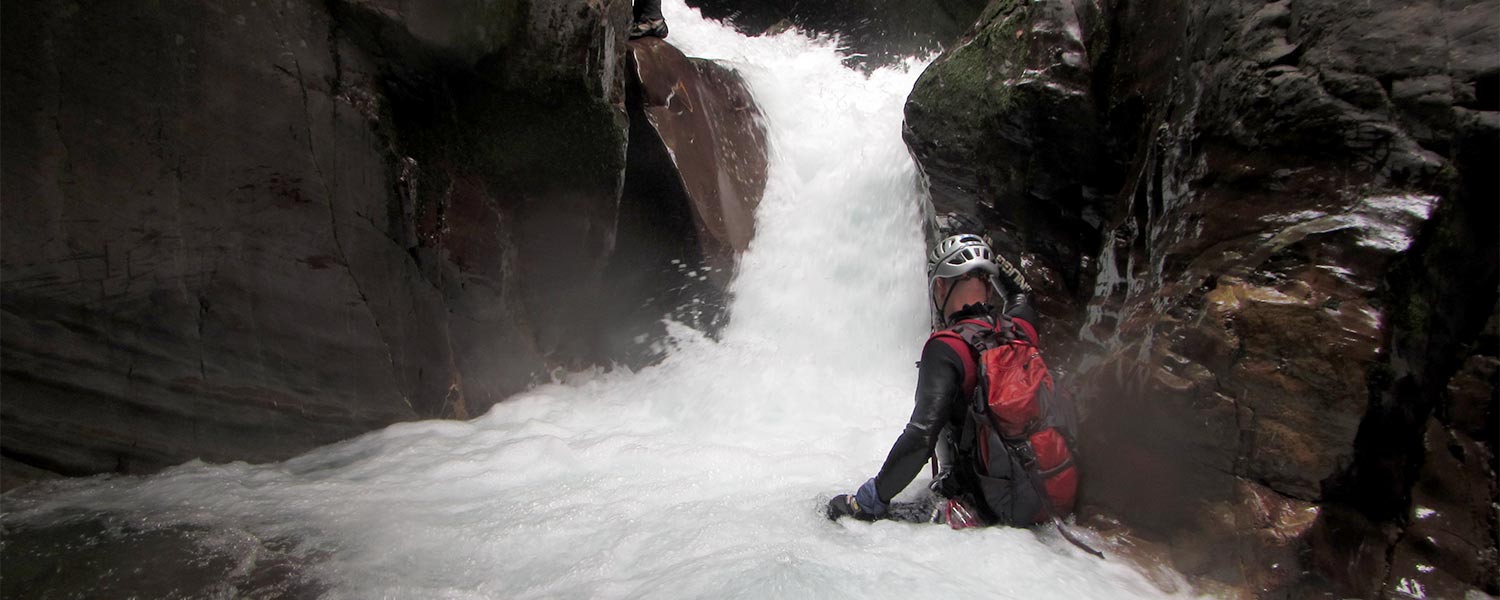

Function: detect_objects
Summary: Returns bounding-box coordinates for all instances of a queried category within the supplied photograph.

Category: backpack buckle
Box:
[1009,440,1039,469]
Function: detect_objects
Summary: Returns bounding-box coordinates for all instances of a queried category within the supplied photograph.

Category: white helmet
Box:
[927,234,1000,322]
[927,234,999,281]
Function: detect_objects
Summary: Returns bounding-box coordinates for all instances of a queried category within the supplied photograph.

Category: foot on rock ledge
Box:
[629,18,668,40]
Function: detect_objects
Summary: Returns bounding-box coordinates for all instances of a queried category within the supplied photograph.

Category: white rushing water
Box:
[3,4,1201,598]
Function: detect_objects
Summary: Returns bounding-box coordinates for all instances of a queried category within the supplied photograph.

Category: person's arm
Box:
[868,340,967,503]
[1001,290,1038,324]
[827,339,968,520]
[994,253,1039,332]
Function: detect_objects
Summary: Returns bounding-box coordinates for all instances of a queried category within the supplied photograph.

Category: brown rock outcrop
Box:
[598,39,769,364]
[627,38,766,272]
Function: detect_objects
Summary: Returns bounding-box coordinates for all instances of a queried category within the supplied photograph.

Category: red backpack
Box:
[930,316,1080,527]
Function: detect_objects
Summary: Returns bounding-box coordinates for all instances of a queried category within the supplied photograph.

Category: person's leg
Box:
[883,492,942,524]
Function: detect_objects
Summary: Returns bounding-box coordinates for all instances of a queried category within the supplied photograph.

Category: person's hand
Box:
[826,479,887,521]
[826,494,868,521]
[994,252,1031,296]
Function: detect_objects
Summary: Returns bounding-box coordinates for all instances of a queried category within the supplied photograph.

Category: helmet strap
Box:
[937,280,959,325]
[933,273,986,326]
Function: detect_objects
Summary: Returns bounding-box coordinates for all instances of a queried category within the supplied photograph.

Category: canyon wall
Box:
[903,0,1498,596]
[1,0,764,487]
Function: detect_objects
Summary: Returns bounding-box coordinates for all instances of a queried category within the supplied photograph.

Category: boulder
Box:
[903,0,1103,351]
[602,39,768,362]
[627,38,765,269]
[2,0,453,479]
[361,0,635,402]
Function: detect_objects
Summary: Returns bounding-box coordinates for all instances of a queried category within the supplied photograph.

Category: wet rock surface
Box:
[2,1,762,486]
[905,0,1498,595]
[604,39,768,363]
[685,0,988,67]
[2,0,457,482]
[627,38,766,263]
[904,0,1103,351]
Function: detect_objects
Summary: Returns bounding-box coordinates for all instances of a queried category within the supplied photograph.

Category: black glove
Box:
[993,252,1031,296]
[828,498,876,519]
[826,479,886,522]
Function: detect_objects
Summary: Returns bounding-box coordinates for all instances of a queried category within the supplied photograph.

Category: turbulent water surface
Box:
[3,4,1201,598]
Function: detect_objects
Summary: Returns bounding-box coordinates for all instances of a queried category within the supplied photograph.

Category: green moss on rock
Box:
[908,0,1030,138]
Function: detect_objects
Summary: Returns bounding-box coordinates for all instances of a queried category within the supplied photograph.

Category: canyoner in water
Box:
[828,215,1101,557]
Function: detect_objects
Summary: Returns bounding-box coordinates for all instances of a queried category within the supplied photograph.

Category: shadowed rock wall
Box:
[903,0,1498,596]
[1,1,764,488]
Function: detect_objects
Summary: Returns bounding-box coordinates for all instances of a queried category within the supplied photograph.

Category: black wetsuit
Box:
[869,293,1039,518]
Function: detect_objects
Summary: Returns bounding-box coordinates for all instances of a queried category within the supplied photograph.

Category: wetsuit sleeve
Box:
[994,251,1039,327]
[870,339,968,503]
[1002,291,1038,324]
[1004,292,1041,346]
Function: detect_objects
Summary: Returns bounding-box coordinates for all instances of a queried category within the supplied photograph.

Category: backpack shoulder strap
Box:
[928,331,978,395]
[949,318,1002,351]
[927,318,1001,395]
[1009,316,1039,346]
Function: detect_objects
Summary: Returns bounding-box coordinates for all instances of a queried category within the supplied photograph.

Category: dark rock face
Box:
[685,0,988,67]
[1,1,763,487]
[904,0,1498,595]
[2,0,459,481]
[358,0,635,407]
[903,0,1103,350]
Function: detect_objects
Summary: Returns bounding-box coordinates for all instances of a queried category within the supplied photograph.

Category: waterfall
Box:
[1,3,1200,598]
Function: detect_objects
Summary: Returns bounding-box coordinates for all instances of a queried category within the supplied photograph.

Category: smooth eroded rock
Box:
[598,38,769,365]
[627,38,766,264]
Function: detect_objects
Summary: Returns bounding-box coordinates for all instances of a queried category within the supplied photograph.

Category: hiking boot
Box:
[629,18,668,40]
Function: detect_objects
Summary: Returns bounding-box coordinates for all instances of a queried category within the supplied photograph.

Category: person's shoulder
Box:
[923,331,969,360]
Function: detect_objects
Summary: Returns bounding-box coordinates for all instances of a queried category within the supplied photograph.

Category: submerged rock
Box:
[904,0,1498,595]
[1,515,326,599]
